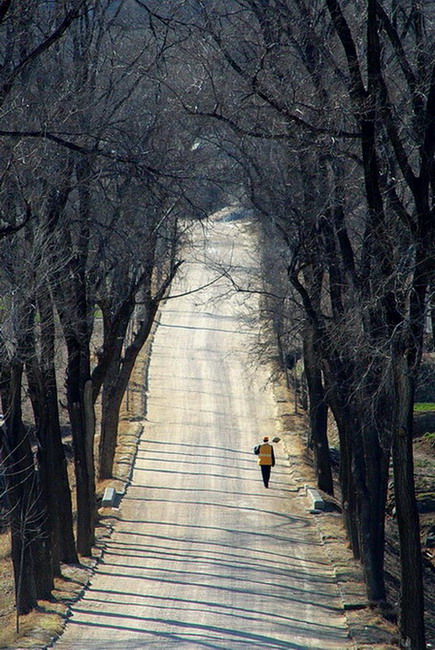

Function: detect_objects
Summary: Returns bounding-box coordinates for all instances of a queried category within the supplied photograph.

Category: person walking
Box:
[254,436,275,488]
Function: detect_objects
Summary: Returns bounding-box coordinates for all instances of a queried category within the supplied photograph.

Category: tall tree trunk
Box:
[57,267,96,557]
[41,289,78,565]
[53,161,96,557]
[45,375,78,566]
[95,300,136,480]
[15,307,55,600]
[391,251,428,649]
[99,373,126,481]
[302,328,333,495]
[27,285,78,568]
[99,303,158,479]
[392,351,426,650]
[325,346,391,603]
[322,362,360,558]
[356,418,388,604]
[430,282,435,351]
[0,363,38,614]
[65,335,96,556]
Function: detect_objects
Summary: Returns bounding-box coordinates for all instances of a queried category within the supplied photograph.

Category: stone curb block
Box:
[101,486,116,507]
[306,485,326,510]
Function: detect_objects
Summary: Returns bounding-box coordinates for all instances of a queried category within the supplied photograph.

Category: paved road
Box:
[53,218,352,649]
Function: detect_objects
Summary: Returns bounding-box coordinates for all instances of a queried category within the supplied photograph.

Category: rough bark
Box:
[65,344,96,556]
[392,349,426,650]
[57,260,96,556]
[52,156,96,557]
[302,329,333,495]
[26,286,78,568]
[356,418,388,604]
[99,302,158,479]
[99,371,126,481]
[0,363,38,614]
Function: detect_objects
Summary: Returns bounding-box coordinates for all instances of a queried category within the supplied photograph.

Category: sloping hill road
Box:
[53,217,353,650]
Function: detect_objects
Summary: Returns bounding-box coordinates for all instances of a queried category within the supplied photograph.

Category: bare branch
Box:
[0,1,88,104]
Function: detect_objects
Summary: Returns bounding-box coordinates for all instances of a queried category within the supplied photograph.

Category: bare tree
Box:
[137,2,434,646]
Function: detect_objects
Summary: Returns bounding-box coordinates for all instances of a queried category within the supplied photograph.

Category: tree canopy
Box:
[0,2,434,648]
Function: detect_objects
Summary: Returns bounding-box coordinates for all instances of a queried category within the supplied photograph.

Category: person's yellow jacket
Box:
[256,443,275,466]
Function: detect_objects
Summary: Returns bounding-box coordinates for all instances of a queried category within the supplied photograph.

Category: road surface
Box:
[53,217,352,649]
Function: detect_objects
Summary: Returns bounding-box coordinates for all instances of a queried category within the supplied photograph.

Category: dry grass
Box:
[0,560,98,649]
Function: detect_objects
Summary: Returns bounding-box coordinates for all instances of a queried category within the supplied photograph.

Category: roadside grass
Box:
[423,432,435,445]
[0,486,101,649]
[0,561,97,649]
[414,402,435,412]
[0,607,64,650]
[0,540,70,649]
[0,532,16,648]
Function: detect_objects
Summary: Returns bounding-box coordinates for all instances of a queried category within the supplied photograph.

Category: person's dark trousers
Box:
[261,465,271,487]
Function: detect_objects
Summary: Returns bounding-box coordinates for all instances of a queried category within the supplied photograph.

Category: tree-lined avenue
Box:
[53,217,351,649]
